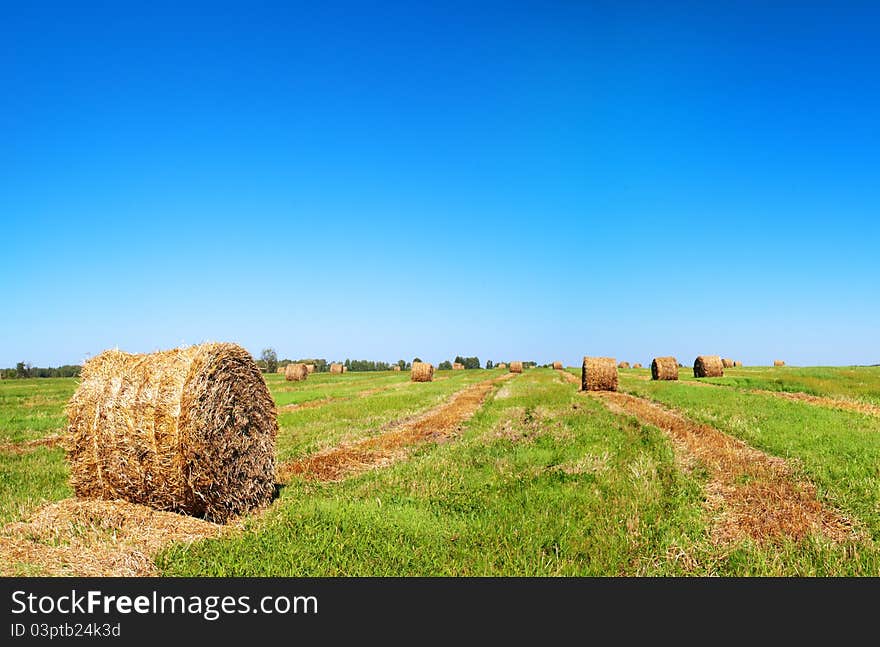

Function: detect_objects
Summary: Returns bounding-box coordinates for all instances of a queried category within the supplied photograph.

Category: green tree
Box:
[260,348,278,374]
[486,359,494,369]
[15,362,28,378]
[438,360,453,370]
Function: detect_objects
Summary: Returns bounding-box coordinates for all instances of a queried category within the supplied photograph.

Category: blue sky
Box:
[2,1,878,367]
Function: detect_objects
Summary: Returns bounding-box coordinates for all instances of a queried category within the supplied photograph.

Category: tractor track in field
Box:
[589,390,858,546]
[0,374,513,576]
[277,373,515,483]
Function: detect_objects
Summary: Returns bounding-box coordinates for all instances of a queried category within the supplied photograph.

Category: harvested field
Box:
[278,374,512,482]
[591,391,856,545]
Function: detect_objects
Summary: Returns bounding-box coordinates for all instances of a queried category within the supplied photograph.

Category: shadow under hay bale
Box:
[66,343,276,523]
[411,361,434,382]
[694,355,724,378]
[582,357,618,391]
[285,363,309,381]
[509,361,523,374]
[651,356,679,381]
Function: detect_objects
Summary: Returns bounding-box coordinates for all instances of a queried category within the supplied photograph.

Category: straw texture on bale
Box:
[552,361,563,370]
[509,361,523,373]
[774,360,785,367]
[66,343,276,523]
[582,357,618,391]
[306,364,316,374]
[411,361,434,382]
[651,356,679,381]
[452,362,464,370]
[618,361,631,369]
[722,358,734,368]
[694,355,724,378]
[285,363,309,381]
[329,363,344,374]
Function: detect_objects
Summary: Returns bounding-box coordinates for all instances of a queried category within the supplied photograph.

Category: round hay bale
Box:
[552,361,563,370]
[651,356,679,381]
[498,363,507,370]
[582,357,618,391]
[618,361,631,369]
[285,363,309,381]
[411,361,434,382]
[733,360,743,367]
[452,362,465,370]
[509,361,523,373]
[774,360,785,367]
[392,365,401,372]
[632,363,643,369]
[694,355,724,378]
[329,363,344,374]
[342,366,348,373]
[66,343,276,523]
[721,358,734,368]
[306,364,316,374]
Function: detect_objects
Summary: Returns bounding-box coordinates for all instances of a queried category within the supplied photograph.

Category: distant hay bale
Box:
[618,361,631,369]
[306,364,316,374]
[329,363,344,374]
[66,343,276,523]
[411,361,434,382]
[452,362,465,370]
[497,363,507,369]
[552,361,563,370]
[276,365,285,374]
[632,363,643,369]
[774,360,785,367]
[509,361,523,373]
[342,366,348,373]
[733,360,743,367]
[651,356,679,381]
[722,358,734,368]
[392,365,401,372]
[694,355,724,378]
[285,363,309,381]
[582,357,618,391]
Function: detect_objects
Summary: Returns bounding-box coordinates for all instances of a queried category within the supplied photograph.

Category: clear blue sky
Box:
[2,1,878,368]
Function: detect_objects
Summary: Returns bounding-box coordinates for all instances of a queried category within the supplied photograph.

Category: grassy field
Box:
[3,365,880,575]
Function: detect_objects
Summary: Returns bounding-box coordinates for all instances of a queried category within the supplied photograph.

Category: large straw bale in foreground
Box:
[285,363,309,381]
[694,355,724,378]
[651,356,679,381]
[329,363,344,374]
[66,343,276,523]
[552,361,563,370]
[509,361,523,373]
[582,357,618,391]
[411,361,434,382]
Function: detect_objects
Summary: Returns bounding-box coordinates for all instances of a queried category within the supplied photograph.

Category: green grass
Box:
[678,366,880,404]
[619,372,880,540]
[159,369,712,575]
[0,447,72,524]
[0,377,77,443]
